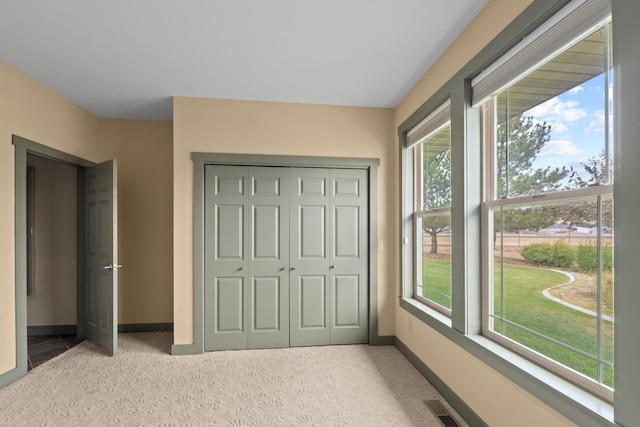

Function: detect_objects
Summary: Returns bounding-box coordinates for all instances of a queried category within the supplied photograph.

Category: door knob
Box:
[330,265,336,269]
[281,266,287,271]
[238,266,246,271]
[103,264,123,270]
[290,266,297,271]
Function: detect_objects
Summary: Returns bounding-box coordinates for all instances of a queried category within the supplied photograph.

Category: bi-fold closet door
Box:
[204,165,368,351]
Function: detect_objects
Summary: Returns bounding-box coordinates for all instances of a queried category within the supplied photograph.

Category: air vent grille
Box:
[424,400,461,427]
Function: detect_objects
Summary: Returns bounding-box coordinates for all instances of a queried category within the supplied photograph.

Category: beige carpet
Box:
[0,332,467,426]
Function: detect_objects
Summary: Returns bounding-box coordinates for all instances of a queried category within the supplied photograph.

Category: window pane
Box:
[490,198,613,387]
[422,123,451,210]
[492,23,612,199]
[416,213,451,311]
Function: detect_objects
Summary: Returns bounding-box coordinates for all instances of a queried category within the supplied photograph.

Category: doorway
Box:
[25,153,82,369]
[12,135,119,382]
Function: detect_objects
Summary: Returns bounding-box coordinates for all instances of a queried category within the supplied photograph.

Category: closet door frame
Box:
[192,153,381,354]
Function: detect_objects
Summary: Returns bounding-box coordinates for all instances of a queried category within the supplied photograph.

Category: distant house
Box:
[539,224,571,234]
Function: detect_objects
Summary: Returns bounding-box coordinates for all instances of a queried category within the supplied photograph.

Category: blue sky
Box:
[524,73,612,175]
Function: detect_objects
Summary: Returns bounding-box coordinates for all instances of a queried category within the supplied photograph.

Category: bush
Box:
[521,240,575,269]
[576,244,613,273]
[521,242,553,266]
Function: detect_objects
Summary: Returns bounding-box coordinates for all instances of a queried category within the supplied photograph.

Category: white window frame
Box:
[398,0,640,423]
[479,14,614,398]
[408,100,452,316]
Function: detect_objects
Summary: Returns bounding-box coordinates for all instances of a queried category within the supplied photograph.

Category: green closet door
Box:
[204,165,290,351]
[329,168,368,344]
[289,168,369,346]
[204,165,249,351]
[247,167,290,349]
[289,168,331,346]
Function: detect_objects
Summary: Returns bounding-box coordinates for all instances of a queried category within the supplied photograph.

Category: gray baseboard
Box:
[0,366,25,389]
[395,337,488,427]
[27,325,77,336]
[171,344,195,355]
[370,335,395,346]
[27,323,174,336]
[118,323,174,333]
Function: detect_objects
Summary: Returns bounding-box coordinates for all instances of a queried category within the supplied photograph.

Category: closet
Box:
[204,165,368,350]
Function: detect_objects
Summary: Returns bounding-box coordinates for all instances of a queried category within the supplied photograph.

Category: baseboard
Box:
[171,343,195,355]
[27,323,174,336]
[395,337,488,427]
[0,365,26,389]
[118,323,174,333]
[27,325,76,336]
[370,335,395,346]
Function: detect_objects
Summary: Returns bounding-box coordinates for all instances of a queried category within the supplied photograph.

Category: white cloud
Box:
[539,140,583,157]
[568,85,584,95]
[526,97,588,131]
[585,113,605,133]
[550,121,568,133]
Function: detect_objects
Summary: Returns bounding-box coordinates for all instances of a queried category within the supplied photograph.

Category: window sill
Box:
[399,297,616,426]
[401,297,452,328]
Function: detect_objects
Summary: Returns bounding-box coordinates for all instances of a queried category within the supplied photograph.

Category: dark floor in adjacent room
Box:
[27,335,83,370]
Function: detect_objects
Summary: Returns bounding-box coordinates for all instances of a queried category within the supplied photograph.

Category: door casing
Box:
[8,135,95,386]
[189,153,383,355]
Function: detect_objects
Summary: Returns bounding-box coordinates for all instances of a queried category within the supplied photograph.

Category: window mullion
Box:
[596,195,603,384]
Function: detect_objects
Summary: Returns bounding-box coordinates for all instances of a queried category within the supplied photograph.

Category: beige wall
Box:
[26,155,77,326]
[394,0,575,425]
[0,60,174,376]
[172,97,396,345]
[0,60,99,373]
[97,119,173,324]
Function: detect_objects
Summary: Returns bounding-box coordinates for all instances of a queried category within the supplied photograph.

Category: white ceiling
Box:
[0,0,488,121]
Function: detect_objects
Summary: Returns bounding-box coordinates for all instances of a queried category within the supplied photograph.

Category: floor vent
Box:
[424,400,461,427]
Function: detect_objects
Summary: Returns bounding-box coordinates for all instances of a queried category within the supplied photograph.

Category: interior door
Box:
[204,165,290,350]
[329,168,368,344]
[85,159,118,356]
[290,168,369,346]
[247,167,290,349]
[204,165,249,351]
[289,168,331,346]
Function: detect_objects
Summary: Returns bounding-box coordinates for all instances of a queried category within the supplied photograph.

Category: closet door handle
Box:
[290,266,297,271]
[238,266,246,271]
[330,265,336,269]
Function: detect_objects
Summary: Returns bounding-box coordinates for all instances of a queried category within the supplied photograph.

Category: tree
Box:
[543,151,614,228]
[495,115,569,233]
[422,149,450,254]
[500,207,554,233]
[497,115,571,198]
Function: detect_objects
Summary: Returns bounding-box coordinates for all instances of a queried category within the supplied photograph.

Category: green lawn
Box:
[422,258,614,387]
[421,257,452,309]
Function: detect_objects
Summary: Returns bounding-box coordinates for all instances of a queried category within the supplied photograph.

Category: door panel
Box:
[300,275,326,328]
[247,167,289,349]
[205,166,249,351]
[334,206,360,258]
[205,165,289,350]
[290,169,331,346]
[252,276,281,330]
[215,277,244,332]
[333,274,360,327]
[299,205,326,258]
[329,169,368,344]
[216,205,244,260]
[252,205,280,259]
[84,159,118,356]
